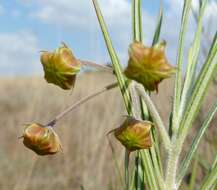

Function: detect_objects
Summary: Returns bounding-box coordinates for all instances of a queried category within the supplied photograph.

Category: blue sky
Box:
[0,0,216,76]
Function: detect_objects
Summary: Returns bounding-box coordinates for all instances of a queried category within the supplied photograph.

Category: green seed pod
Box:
[113,117,153,152]
[40,43,81,90]
[124,41,175,92]
[22,123,62,156]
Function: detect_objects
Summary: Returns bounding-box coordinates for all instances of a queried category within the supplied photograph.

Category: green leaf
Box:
[199,162,217,190]
[92,2,133,190]
[140,150,159,190]
[132,0,143,42]
[177,99,217,185]
[189,154,199,190]
[92,0,132,114]
[179,0,208,118]
[131,2,162,190]
[152,2,163,46]
[179,32,217,137]
[172,0,192,133]
[150,0,164,178]
[135,152,145,190]
[212,153,217,170]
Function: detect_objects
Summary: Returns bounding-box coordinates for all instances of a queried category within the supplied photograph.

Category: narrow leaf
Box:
[152,2,163,46]
[177,99,217,185]
[140,151,159,190]
[132,0,143,42]
[172,0,192,133]
[92,0,132,114]
[92,2,133,190]
[200,163,217,190]
[179,32,217,137]
[179,0,208,117]
[189,154,199,190]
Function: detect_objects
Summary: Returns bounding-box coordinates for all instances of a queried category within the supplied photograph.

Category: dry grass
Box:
[0,72,216,190]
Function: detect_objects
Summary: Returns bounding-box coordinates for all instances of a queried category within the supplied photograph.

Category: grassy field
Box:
[0,72,216,190]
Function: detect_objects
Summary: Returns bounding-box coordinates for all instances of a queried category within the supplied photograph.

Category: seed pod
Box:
[124,41,175,91]
[22,123,62,155]
[40,43,81,90]
[113,117,153,152]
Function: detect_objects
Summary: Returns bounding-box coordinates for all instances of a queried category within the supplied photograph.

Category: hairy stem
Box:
[165,138,180,190]
[46,82,118,126]
[135,83,171,150]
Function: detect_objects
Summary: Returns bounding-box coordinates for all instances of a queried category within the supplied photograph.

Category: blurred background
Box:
[0,0,216,189]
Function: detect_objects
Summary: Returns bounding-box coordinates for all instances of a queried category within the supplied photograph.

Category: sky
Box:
[0,0,216,76]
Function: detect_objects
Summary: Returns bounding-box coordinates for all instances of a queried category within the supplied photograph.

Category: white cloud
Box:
[162,0,216,65]
[206,1,217,17]
[0,31,42,75]
[20,0,131,29]
[20,0,155,65]
[14,0,216,75]
[204,1,217,37]
[18,0,132,64]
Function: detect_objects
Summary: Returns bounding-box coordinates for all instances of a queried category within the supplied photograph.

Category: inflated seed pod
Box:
[40,43,81,90]
[113,117,153,152]
[22,123,62,155]
[124,41,175,92]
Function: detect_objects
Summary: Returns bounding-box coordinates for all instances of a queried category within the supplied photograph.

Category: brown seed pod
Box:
[21,123,62,156]
[113,117,154,152]
[40,43,81,90]
[124,41,175,92]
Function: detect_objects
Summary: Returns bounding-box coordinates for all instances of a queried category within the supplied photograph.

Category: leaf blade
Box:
[177,99,217,186]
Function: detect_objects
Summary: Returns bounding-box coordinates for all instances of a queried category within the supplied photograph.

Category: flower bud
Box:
[40,43,81,90]
[21,123,62,155]
[124,41,175,91]
[113,117,153,152]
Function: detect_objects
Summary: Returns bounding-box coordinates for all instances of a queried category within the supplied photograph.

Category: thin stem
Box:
[79,59,113,73]
[135,151,144,190]
[125,150,130,190]
[132,0,136,41]
[138,0,143,42]
[135,83,171,150]
[92,2,133,190]
[92,0,132,114]
[129,82,140,119]
[132,0,143,42]
[46,82,118,126]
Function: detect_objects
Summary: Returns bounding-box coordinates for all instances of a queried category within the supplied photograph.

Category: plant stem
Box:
[46,82,118,127]
[92,2,133,190]
[79,59,113,73]
[129,82,140,119]
[125,150,130,190]
[165,138,180,190]
[92,0,132,114]
[172,0,192,135]
[135,83,171,150]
